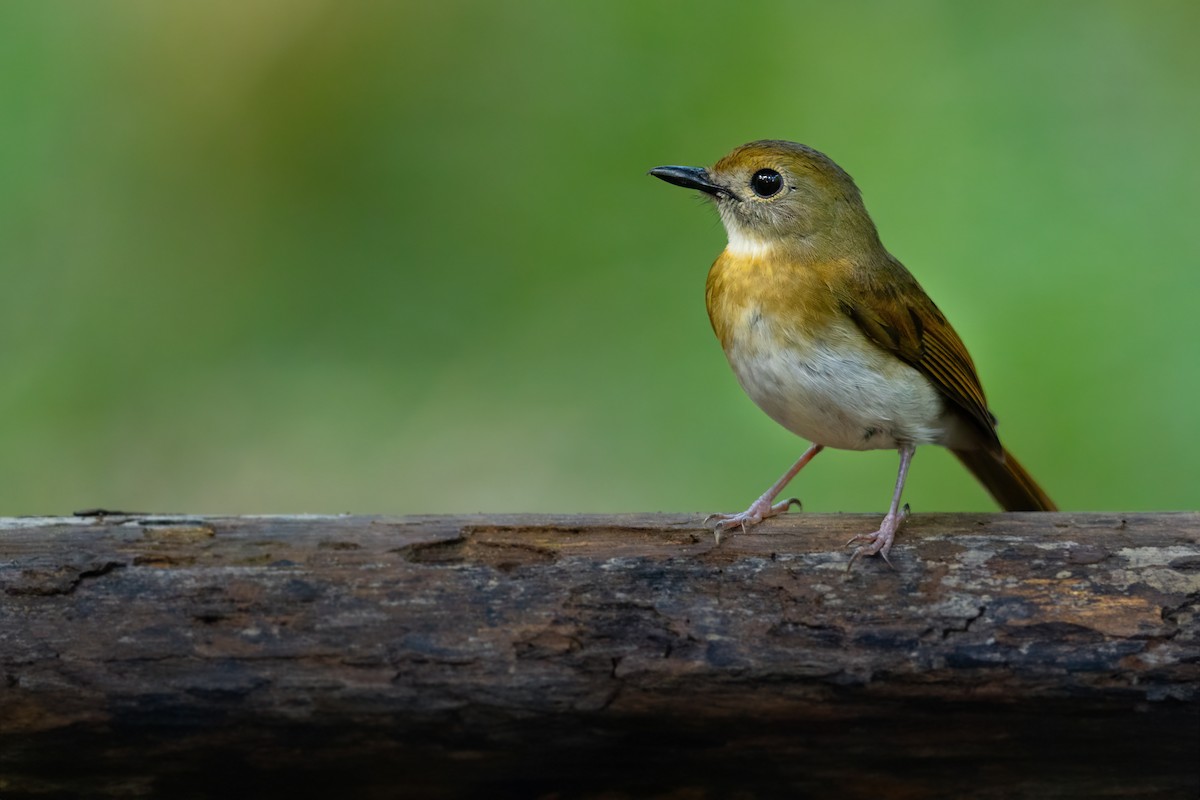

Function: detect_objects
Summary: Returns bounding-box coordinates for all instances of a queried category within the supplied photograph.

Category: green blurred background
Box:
[2,1,1197,516]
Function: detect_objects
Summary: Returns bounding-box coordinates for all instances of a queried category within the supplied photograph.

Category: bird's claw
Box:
[703,497,801,544]
[847,542,894,572]
[845,503,910,571]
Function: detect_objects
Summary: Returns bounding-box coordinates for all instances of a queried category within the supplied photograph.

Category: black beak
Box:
[649,165,730,198]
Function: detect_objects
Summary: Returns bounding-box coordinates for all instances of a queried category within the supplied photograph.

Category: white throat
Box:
[723,227,774,259]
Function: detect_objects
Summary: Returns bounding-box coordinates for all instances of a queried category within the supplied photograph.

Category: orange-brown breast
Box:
[705,248,847,351]
[703,246,969,451]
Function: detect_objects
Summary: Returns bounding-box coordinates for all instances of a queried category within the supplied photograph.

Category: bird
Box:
[649,140,1055,567]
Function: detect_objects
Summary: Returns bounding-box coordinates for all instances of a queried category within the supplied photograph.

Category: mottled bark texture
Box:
[2,512,1198,798]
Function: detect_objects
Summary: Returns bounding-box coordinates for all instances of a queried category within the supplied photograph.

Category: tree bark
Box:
[2,512,1198,798]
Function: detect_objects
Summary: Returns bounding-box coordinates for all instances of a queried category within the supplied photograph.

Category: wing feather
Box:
[837,259,1001,452]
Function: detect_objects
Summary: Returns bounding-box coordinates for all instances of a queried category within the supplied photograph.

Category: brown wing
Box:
[837,258,1002,454]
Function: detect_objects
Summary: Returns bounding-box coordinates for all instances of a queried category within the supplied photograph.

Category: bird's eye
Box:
[750,168,783,197]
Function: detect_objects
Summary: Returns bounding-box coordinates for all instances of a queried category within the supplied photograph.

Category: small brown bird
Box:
[650,140,1055,566]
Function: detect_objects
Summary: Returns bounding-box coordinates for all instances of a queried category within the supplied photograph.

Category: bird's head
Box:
[650,140,880,258]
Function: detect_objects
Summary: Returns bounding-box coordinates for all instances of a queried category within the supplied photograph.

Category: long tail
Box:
[951,447,1057,511]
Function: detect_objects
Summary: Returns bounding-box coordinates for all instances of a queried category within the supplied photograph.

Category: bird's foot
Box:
[704,497,801,544]
[846,503,910,571]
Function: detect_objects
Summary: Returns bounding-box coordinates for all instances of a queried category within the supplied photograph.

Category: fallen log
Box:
[1,512,1197,798]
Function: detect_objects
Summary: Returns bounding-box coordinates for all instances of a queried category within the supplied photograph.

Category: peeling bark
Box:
[1,512,1198,798]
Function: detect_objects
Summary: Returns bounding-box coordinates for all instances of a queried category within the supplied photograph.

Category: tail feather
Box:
[952,448,1057,511]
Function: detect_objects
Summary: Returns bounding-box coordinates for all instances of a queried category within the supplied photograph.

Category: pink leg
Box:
[847,443,915,569]
[706,443,824,542]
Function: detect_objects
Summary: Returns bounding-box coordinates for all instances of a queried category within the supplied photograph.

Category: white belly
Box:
[726,318,950,451]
